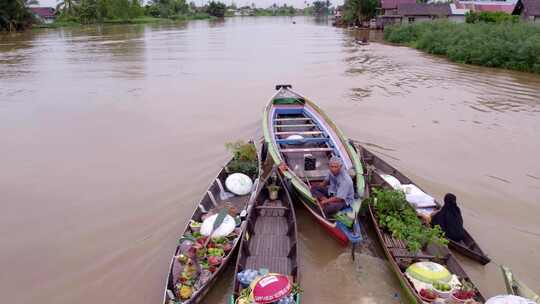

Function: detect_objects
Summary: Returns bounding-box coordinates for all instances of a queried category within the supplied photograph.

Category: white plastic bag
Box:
[401,184,436,208]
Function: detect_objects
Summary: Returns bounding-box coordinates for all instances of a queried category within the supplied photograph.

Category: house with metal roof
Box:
[376,0,416,28]
[397,3,452,24]
[30,7,56,24]
[454,0,518,13]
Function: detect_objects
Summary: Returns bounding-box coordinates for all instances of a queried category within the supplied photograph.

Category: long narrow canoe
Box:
[162,147,260,304]
[352,140,491,265]
[229,167,301,304]
[501,266,540,303]
[262,85,365,246]
[354,143,486,304]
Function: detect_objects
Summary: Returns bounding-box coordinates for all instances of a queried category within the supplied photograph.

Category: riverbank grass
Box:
[384,21,540,74]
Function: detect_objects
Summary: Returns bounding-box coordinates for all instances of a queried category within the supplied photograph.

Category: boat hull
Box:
[448,231,490,265]
[502,266,540,302]
[352,140,491,266]
[162,143,260,304]
[367,205,422,304]
[262,86,366,246]
[294,186,350,246]
[229,167,301,303]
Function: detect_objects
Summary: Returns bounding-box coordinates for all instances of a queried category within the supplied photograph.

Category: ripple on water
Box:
[303,253,400,303]
[344,42,540,114]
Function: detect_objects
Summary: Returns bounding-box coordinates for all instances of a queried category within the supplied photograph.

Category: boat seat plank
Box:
[255,205,289,211]
[246,256,292,275]
[249,234,290,257]
[218,194,249,211]
[274,117,312,122]
[281,148,334,153]
[390,248,436,260]
[275,124,317,128]
[253,216,288,235]
[276,137,329,145]
[275,131,323,136]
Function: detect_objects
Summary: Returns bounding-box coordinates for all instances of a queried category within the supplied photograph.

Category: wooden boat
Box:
[262,85,365,246]
[352,140,491,265]
[228,167,301,304]
[162,147,260,304]
[501,265,540,303]
[353,143,486,304]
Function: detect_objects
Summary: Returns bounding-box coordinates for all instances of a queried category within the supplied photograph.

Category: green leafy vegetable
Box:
[225,141,258,178]
[369,188,448,252]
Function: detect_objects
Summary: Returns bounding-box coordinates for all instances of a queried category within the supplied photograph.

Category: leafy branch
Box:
[369,188,448,252]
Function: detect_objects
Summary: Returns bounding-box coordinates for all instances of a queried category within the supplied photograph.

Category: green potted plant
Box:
[267,184,280,201]
[225,141,258,178]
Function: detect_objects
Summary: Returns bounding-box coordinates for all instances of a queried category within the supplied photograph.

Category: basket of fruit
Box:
[419,288,438,303]
[433,281,452,299]
[189,220,202,233]
[451,280,476,303]
[451,289,475,303]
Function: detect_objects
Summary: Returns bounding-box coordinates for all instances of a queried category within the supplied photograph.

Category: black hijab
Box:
[431,193,465,242]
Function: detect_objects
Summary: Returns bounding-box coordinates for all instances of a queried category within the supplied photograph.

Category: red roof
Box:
[454,1,516,14]
[474,3,516,13]
[30,7,56,19]
[398,3,452,16]
[381,0,417,10]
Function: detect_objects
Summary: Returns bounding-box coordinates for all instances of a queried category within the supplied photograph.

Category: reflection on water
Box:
[1,16,539,304]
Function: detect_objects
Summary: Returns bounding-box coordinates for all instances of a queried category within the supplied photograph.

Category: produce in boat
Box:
[419,289,437,302]
[354,141,490,265]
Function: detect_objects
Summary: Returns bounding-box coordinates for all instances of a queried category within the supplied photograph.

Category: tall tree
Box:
[206,1,225,17]
[56,0,79,15]
[130,0,143,18]
[312,0,329,16]
[1,0,38,31]
[343,0,378,25]
[79,0,98,23]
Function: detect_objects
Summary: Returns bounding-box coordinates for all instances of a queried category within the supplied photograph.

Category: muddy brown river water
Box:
[1,16,539,304]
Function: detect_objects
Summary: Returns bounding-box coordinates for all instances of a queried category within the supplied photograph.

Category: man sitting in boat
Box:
[310,156,355,216]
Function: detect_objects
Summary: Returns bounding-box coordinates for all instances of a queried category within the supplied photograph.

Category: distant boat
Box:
[262,85,364,247]
[501,265,540,302]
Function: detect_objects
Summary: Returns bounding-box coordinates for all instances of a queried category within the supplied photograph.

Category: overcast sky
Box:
[37,0,344,9]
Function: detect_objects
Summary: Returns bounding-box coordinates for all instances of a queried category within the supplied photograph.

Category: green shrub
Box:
[370,188,448,253]
[225,141,258,178]
[384,21,540,74]
[466,11,518,24]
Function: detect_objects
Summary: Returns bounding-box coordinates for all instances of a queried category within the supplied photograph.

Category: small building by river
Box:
[30,7,56,24]
[376,0,416,28]
[397,3,452,24]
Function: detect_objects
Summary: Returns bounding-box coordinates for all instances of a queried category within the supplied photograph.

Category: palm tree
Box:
[1,0,38,31]
[57,0,78,15]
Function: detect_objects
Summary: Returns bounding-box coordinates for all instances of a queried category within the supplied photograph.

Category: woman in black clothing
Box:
[430,193,465,242]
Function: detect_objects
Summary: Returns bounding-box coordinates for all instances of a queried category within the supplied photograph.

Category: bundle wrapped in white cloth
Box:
[379,174,437,208]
